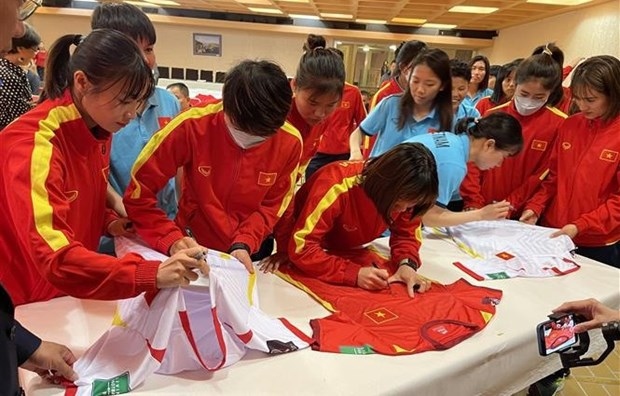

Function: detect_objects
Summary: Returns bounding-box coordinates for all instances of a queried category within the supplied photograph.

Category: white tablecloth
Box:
[17,234,620,396]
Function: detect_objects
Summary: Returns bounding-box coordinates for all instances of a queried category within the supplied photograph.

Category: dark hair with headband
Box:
[515,43,563,107]
[362,142,438,223]
[454,113,523,155]
[42,29,154,102]
[528,42,565,107]
[570,55,620,122]
[294,46,345,98]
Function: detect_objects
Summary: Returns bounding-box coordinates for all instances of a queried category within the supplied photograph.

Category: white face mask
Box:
[514,95,546,116]
[226,120,268,149]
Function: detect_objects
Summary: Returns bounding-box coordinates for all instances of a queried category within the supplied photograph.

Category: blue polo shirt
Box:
[403,132,470,207]
[109,87,180,218]
[361,94,441,158]
[453,102,480,130]
[462,88,493,108]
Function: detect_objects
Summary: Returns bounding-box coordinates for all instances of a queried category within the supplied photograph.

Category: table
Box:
[17,234,620,396]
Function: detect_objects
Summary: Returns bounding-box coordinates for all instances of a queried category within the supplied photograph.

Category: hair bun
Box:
[72,35,84,46]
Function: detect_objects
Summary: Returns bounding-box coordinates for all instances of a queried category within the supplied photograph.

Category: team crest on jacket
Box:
[531,140,548,151]
[341,101,351,108]
[495,251,514,261]
[364,307,398,324]
[158,117,172,128]
[600,149,618,163]
[198,166,212,177]
[101,165,110,183]
[561,142,571,150]
[258,172,277,186]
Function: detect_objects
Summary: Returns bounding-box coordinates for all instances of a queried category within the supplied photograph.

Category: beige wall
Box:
[29,12,306,77]
[480,0,619,64]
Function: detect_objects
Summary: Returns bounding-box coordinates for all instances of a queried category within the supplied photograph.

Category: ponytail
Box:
[303,34,326,52]
[42,34,82,101]
[455,113,523,154]
[517,43,564,107]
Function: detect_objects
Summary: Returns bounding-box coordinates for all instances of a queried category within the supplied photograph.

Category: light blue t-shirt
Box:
[453,102,480,131]
[403,132,470,207]
[109,87,181,219]
[462,87,493,108]
[361,94,441,158]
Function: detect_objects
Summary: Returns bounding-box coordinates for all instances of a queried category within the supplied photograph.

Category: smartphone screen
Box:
[537,313,577,356]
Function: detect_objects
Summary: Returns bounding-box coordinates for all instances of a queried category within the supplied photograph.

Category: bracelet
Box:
[399,258,419,271]
[228,242,251,255]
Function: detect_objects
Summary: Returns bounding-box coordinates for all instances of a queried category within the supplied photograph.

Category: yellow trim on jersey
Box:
[112,308,128,327]
[129,102,224,199]
[392,344,416,354]
[539,169,550,180]
[481,310,493,324]
[275,271,336,312]
[370,82,394,110]
[31,104,82,252]
[545,105,568,119]
[487,101,511,113]
[276,121,302,218]
[247,272,257,306]
[293,175,360,254]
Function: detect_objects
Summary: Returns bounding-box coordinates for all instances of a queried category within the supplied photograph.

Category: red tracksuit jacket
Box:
[460,101,567,215]
[525,114,620,247]
[124,100,302,255]
[316,83,367,155]
[287,161,423,286]
[0,90,160,306]
[475,96,501,116]
[287,99,323,172]
[362,78,403,158]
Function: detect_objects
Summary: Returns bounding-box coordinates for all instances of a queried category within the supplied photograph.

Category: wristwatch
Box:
[399,258,419,271]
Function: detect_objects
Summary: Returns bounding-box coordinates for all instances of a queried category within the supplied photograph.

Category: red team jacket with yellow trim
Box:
[362,79,403,158]
[124,101,302,256]
[286,161,423,287]
[475,96,501,117]
[460,101,567,214]
[316,83,367,155]
[526,114,620,247]
[287,100,323,172]
[0,90,161,306]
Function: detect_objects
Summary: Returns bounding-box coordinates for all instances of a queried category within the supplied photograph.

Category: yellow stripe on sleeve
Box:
[129,102,224,199]
[31,104,82,252]
[546,106,568,119]
[276,122,303,217]
[293,175,359,254]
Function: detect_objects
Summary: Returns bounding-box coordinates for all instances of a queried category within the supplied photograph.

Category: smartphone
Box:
[536,313,578,356]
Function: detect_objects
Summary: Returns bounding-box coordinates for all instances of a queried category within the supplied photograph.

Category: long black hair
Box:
[454,113,523,155]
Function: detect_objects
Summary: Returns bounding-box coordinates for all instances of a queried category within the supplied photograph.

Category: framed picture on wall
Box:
[193,33,222,56]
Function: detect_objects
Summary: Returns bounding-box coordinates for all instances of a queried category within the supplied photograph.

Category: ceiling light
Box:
[335,41,342,45]
[237,0,273,4]
[288,14,320,20]
[362,45,370,52]
[449,5,498,14]
[526,0,592,5]
[390,17,427,25]
[356,19,387,24]
[422,23,457,29]
[248,7,284,14]
[389,44,397,51]
[320,13,354,19]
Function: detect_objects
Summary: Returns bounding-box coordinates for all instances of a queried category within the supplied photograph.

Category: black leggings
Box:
[576,243,619,268]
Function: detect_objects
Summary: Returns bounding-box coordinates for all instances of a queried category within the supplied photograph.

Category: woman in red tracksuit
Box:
[460,49,567,218]
[272,143,438,297]
[0,30,207,306]
[521,56,620,267]
[361,40,427,158]
[124,60,302,273]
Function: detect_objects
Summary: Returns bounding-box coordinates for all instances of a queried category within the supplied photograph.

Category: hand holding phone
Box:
[536,313,578,356]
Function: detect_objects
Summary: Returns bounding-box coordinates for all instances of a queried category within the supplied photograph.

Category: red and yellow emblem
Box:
[258,172,277,186]
[198,166,212,177]
[496,251,515,261]
[341,100,351,108]
[600,149,618,163]
[531,140,548,151]
[158,117,172,128]
[364,307,398,324]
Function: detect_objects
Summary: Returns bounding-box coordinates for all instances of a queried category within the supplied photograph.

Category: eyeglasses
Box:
[19,0,42,21]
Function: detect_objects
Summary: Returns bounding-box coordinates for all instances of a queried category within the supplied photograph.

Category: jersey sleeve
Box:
[460,163,486,210]
[389,214,424,267]
[524,138,561,217]
[360,96,391,137]
[124,117,195,254]
[288,180,361,287]
[2,139,160,300]
[573,175,620,242]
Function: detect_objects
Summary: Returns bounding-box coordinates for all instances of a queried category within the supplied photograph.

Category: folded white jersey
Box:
[434,220,579,280]
[65,237,312,396]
